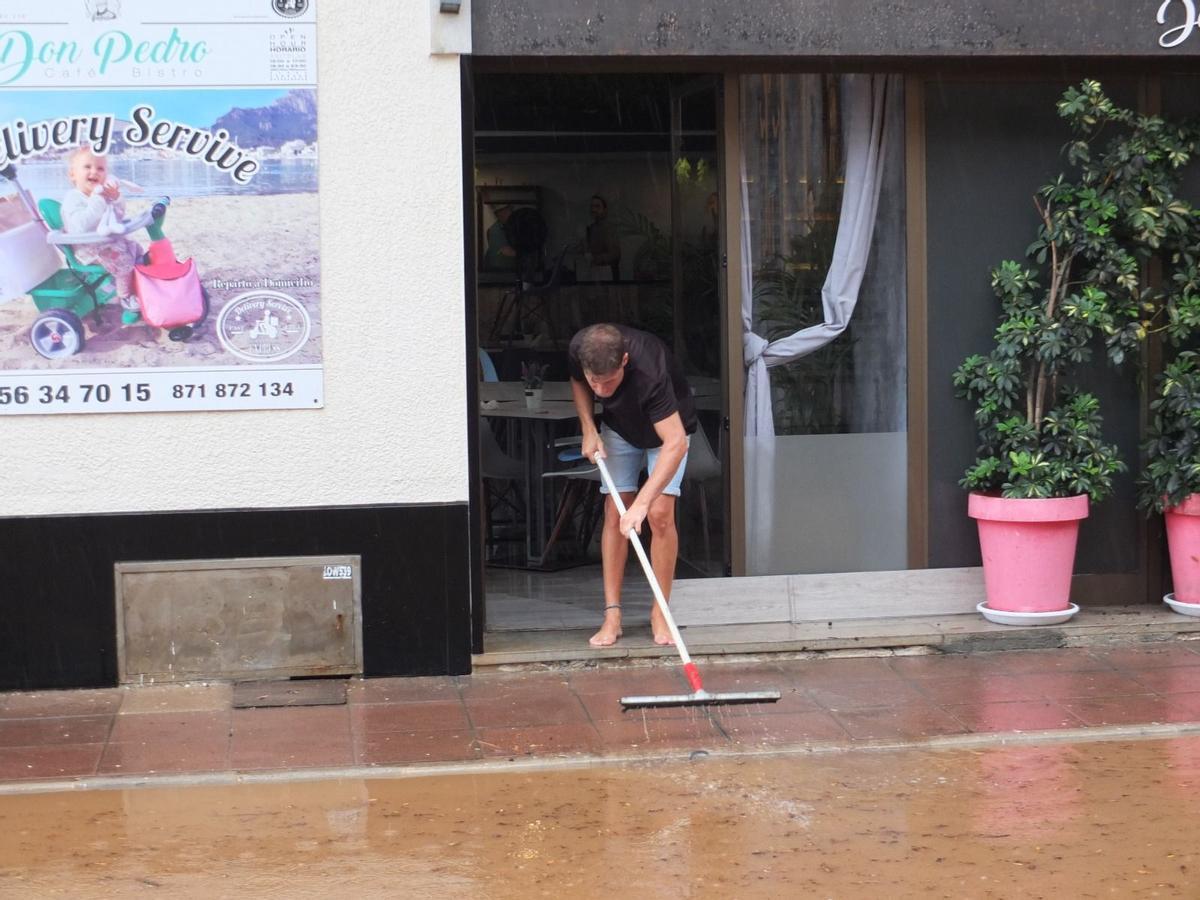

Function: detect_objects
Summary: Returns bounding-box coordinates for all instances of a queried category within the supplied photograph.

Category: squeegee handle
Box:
[593,455,697,681]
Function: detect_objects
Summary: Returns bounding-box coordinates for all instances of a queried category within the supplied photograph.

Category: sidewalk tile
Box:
[98,738,229,776]
[1010,670,1156,700]
[0,690,123,720]
[1061,692,1200,727]
[0,715,112,748]
[787,657,901,685]
[709,688,821,717]
[830,701,967,741]
[229,733,354,770]
[1125,668,1200,695]
[1092,643,1200,671]
[347,676,460,704]
[475,723,603,757]
[356,731,478,765]
[574,690,713,721]
[694,661,789,682]
[351,700,470,734]
[459,673,571,702]
[942,700,1083,734]
[888,654,997,679]
[465,692,588,728]
[982,648,1112,676]
[108,711,230,744]
[568,667,691,697]
[689,665,794,696]
[806,678,927,712]
[591,714,728,751]
[231,705,350,738]
[908,674,1048,705]
[720,710,850,746]
[0,744,104,780]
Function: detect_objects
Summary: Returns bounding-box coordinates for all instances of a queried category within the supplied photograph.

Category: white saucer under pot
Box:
[1164,593,1200,618]
[976,601,1080,627]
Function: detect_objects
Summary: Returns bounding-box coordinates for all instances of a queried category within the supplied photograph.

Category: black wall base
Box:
[0,503,474,691]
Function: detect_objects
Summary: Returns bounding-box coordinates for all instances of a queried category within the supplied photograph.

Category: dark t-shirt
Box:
[568,326,698,449]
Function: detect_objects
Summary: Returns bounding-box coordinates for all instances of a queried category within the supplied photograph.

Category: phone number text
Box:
[0,381,296,406]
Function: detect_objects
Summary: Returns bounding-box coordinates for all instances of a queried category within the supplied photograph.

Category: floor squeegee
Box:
[593,455,783,710]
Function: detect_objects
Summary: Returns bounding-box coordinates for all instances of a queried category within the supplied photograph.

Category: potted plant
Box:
[1139,353,1200,617]
[521,361,546,409]
[951,80,1200,624]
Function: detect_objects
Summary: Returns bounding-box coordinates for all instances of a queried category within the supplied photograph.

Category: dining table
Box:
[480,380,588,569]
[478,375,723,569]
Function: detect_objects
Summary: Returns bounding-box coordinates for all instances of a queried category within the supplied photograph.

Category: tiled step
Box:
[475,606,1200,668]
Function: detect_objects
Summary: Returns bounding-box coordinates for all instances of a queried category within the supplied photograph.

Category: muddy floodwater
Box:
[1,735,1198,898]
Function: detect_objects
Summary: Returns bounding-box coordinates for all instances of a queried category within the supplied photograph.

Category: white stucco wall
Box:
[2,1,469,517]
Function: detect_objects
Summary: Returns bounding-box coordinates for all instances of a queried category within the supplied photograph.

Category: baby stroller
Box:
[0,162,207,359]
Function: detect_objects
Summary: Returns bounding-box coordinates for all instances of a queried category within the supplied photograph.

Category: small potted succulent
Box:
[521,361,546,410]
[1138,352,1200,617]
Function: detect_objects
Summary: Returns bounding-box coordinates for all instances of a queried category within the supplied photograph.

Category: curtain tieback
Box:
[743,332,769,368]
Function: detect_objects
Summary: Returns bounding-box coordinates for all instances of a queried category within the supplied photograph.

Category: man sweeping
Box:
[568,323,697,647]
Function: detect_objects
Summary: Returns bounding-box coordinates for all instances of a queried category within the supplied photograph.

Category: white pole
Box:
[594,455,694,668]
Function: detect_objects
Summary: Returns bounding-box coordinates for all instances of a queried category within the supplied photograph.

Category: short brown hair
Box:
[577,323,625,375]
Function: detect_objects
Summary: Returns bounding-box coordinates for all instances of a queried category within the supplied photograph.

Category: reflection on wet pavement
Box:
[1,735,1198,898]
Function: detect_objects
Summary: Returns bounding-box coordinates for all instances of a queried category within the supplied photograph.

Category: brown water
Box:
[1,736,1198,898]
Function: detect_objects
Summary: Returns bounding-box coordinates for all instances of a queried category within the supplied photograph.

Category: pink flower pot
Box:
[1164,493,1200,604]
[968,493,1089,614]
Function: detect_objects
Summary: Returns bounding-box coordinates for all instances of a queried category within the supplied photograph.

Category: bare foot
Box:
[589,607,622,647]
[649,607,675,646]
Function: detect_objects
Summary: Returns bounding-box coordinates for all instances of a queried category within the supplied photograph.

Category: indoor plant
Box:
[1138,353,1200,616]
[521,360,546,409]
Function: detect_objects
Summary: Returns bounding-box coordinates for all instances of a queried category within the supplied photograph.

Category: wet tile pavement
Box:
[0,641,1199,785]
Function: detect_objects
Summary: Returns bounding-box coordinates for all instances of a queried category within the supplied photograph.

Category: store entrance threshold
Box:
[475,606,1200,670]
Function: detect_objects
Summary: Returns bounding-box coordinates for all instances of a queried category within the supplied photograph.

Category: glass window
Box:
[739,74,907,575]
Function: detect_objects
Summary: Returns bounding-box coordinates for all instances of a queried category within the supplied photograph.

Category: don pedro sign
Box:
[1159,0,1200,47]
[0,27,208,86]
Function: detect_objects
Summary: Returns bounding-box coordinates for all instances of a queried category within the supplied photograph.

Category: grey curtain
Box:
[741,74,899,438]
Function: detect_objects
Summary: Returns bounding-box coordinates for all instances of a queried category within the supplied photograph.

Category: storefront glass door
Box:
[472,72,726,636]
[736,74,908,575]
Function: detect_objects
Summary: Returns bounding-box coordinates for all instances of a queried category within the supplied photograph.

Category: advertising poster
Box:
[0,0,321,414]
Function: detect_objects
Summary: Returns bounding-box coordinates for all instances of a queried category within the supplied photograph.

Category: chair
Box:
[541,424,723,566]
[480,418,526,558]
[682,425,722,573]
[490,243,573,345]
[478,348,500,383]
[541,461,603,562]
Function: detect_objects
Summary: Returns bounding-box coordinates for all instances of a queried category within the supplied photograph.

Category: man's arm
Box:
[571,377,603,461]
[620,412,687,536]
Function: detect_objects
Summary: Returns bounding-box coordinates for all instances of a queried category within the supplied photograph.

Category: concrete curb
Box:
[2,720,1198,797]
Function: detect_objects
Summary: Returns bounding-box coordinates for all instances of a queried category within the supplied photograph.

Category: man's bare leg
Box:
[646,494,678,646]
[589,491,635,647]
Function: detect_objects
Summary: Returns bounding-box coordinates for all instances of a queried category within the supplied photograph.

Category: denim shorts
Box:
[599,424,689,497]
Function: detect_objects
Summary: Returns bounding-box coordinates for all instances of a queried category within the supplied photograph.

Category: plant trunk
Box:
[1030,194,1074,427]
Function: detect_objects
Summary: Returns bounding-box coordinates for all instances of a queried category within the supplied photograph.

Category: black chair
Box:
[489,243,573,346]
[480,420,526,560]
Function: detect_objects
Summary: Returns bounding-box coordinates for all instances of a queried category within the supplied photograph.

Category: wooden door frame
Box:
[721,73,747,575]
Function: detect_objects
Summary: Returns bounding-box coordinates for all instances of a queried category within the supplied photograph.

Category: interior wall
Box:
[2,1,470,517]
[476,153,714,282]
